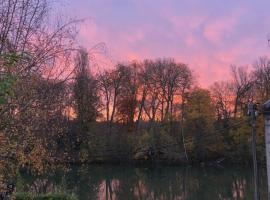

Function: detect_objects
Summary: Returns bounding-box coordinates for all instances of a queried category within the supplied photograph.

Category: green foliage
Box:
[185,88,217,161]
[134,128,184,161]
[15,193,77,200]
[0,74,15,101]
[0,53,18,105]
[2,53,22,67]
[134,130,154,160]
[185,88,215,124]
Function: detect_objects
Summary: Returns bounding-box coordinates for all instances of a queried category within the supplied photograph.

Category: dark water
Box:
[16,164,268,200]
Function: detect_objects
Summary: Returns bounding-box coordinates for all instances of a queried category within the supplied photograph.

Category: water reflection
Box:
[15,165,267,200]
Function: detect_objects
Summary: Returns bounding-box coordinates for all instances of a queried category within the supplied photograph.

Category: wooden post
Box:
[263,100,270,200]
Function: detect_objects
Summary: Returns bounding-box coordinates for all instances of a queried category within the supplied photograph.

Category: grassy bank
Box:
[15,193,77,200]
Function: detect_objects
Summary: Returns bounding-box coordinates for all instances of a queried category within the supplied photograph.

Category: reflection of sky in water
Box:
[14,165,267,200]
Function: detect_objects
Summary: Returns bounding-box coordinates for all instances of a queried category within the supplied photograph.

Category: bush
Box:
[134,128,184,162]
[15,193,77,200]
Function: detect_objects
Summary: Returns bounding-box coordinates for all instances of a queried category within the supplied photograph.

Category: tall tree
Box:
[185,88,216,161]
[253,56,270,103]
[210,81,234,120]
[116,62,140,130]
[98,70,113,125]
[0,0,77,173]
[230,65,253,118]
[73,48,99,131]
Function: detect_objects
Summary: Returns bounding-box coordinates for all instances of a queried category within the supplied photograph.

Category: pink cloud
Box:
[203,16,237,44]
[125,52,141,60]
[73,2,269,89]
[202,9,246,44]
[122,30,145,44]
[168,15,205,31]
[184,35,196,46]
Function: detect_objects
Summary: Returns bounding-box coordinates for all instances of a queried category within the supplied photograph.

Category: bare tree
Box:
[253,56,270,102]
[0,0,48,54]
[116,62,140,130]
[210,81,234,120]
[0,0,77,119]
[135,60,149,129]
[142,60,161,123]
[108,64,125,130]
[98,70,113,125]
[230,65,253,118]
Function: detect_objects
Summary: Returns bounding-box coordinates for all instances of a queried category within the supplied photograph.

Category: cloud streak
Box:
[61,0,270,87]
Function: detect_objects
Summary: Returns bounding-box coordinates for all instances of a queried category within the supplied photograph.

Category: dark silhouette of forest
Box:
[0,0,270,179]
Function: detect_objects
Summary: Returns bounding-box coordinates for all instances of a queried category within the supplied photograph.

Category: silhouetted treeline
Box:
[70,49,270,165]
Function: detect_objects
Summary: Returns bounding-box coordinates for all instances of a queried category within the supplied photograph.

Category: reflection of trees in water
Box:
[28,179,54,195]
[232,178,246,199]
[186,168,252,200]
[97,179,120,200]
[17,165,267,200]
[15,171,73,197]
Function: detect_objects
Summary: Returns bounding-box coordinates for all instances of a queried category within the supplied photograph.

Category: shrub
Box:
[15,193,77,200]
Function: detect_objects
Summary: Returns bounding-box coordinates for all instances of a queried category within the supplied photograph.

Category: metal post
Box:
[252,114,260,200]
[249,102,260,200]
[263,100,270,200]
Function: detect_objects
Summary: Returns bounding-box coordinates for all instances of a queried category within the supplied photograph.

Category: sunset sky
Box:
[57,0,270,87]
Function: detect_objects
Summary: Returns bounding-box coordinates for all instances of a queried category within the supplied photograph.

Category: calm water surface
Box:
[17,164,268,200]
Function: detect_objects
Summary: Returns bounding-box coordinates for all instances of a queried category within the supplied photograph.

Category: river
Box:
[16,164,268,200]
